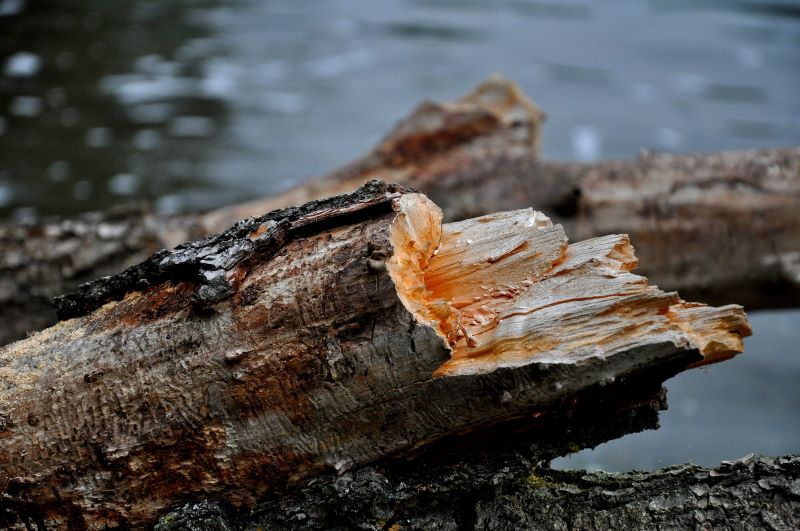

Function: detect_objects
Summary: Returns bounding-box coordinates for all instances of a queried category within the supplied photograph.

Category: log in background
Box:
[1,77,798,346]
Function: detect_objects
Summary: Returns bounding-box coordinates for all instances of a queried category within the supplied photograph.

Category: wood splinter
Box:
[0,181,750,529]
[390,192,749,376]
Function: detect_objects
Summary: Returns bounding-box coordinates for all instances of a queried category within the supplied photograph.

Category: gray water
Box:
[1,0,799,470]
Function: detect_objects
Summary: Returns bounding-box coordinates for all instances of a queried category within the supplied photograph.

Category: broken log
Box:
[0,182,749,529]
[0,77,796,346]
[205,77,800,310]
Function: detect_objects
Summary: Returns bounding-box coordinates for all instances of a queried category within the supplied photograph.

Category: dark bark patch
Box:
[54,181,409,321]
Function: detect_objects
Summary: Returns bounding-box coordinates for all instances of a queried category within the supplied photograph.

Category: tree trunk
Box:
[478,455,800,530]
[2,77,797,347]
[0,182,749,530]
[154,452,800,531]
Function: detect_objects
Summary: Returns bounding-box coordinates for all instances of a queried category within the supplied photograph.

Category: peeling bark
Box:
[1,76,797,346]
[0,182,749,529]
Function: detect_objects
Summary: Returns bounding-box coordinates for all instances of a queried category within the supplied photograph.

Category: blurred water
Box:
[1,0,799,219]
[1,0,799,469]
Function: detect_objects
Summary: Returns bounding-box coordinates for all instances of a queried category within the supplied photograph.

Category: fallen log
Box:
[0,204,167,346]
[205,77,800,310]
[154,453,800,530]
[0,182,749,529]
[0,77,796,346]
[480,454,800,530]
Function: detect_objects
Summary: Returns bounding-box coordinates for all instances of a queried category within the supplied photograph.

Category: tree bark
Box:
[0,182,749,530]
[0,204,169,346]
[478,454,800,530]
[1,76,797,346]
[153,453,800,531]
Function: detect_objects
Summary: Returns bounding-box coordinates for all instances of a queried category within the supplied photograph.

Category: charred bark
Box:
[0,182,749,529]
[1,77,797,346]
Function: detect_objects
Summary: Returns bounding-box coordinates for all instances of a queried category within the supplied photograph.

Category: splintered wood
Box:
[0,185,750,530]
[389,195,750,377]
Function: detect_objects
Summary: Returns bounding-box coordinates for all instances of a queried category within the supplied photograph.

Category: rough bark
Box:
[1,76,797,346]
[154,452,800,531]
[156,385,671,530]
[478,454,800,530]
[0,182,749,529]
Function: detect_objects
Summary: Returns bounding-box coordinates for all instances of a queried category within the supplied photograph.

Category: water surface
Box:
[2,0,798,219]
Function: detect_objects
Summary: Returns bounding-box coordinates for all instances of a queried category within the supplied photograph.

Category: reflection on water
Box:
[1,0,799,469]
[0,0,230,220]
[1,0,799,220]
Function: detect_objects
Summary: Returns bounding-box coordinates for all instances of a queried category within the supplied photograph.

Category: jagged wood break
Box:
[0,182,749,529]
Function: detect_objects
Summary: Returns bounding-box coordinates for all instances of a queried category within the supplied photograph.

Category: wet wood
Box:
[0,76,796,346]
[0,182,749,529]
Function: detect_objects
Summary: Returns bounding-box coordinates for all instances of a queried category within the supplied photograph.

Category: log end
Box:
[383,194,751,379]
